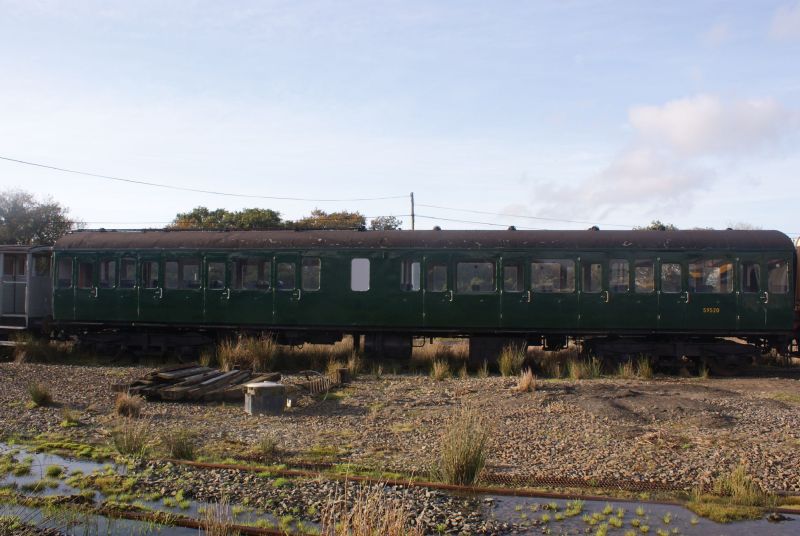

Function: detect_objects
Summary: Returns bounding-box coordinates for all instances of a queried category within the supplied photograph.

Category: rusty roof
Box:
[53,229,795,252]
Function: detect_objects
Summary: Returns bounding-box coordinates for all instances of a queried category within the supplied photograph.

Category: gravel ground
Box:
[1,362,799,493]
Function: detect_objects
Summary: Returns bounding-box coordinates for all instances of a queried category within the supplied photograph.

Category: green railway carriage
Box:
[49,228,798,362]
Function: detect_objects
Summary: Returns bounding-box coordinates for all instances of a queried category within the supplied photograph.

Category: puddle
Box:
[2,442,798,535]
[485,495,798,535]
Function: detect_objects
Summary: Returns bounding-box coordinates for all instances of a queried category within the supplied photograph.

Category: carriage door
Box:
[685,257,738,331]
[226,255,274,325]
[451,256,501,329]
[1,253,27,321]
[764,257,793,330]
[423,253,453,329]
[73,254,97,321]
[138,256,165,323]
[657,257,687,331]
[500,256,529,330]
[738,258,766,330]
[273,253,301,326]
[577,255,608,330]
[203,255,230,325]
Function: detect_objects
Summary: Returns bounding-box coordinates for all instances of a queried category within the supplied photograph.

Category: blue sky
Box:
[1,0,799,237]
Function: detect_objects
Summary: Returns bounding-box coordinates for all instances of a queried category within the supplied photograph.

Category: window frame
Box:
[660,262,682,294]
[634,259,655,294]
[502,262,524,293]
[455,260,496,294]
[401,259,421,292]
[530,259,575,294]
[98,258,117,289]
[688,258,734,294]
[580,261,603,294]
[350,258,371,292]
[207,261,226,290]
[740,261,761,294]
[233,258,272,291]
[609,259,630,293]
[767,258,790,294]
[426,263,448,293]
[141,260,160,289]
[119,257,137,289]
[56,257,73,289]
[301,257,321,292]
[276,261,296,291]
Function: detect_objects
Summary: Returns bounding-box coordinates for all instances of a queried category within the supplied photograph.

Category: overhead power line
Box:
[416,202,632,228]
[0,155,407,202]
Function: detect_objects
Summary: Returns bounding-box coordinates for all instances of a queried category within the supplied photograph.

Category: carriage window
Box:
[581,263,602,293]
[99,259,116,289]
[457,261,495,293]
[234,258,271,290]
[165,261,179,289]
[77,261,93,289]
[503,263,523,292]
[688,259,734,293]
[276,262,296,291]
[661,263,682,293]
[741,262,760,293]
[119,258,136,288]
[767,259,789,294]
[34,256,51,277]
[351,258,370,291]
[427,264,447,292]
[531,259,574,293]
[207,262,225,289]
[180,260,201,289]
[609,259,629,293]
[56,258,72,288]
[302,257,321,291]
[142,261,159,289]
[634,260,654,293]
[401,260,421,291]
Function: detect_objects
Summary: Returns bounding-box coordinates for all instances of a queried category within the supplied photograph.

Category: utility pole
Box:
[410,192,415,230]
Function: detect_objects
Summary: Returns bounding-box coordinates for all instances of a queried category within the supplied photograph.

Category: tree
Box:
[369,215,402,230]
[170,206,284,230]
[0,190,74,245]
[294,209,366,230]
[634,220,679,231]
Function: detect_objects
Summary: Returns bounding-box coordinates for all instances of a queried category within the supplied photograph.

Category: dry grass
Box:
[616,360,637,379]
[435,405,489,485]
[688,465,776,523]
[430,360,451,381]
[412,339,468,369]
[711,465,773,507]
[162,427,197,460]
[114,392,143,418]
[201,497,239,536]
[320,483,424,536]
[217,336,278,372]
[566,356,602,380]
[476,359,489,379]
[533,346,580,378]
[346,351,362,376]
[498,343,526,377]
[517,368,536,392]
[110,419,149,458]
[27,382,53,407]
[636,355,653,379]
[256,434,279,460]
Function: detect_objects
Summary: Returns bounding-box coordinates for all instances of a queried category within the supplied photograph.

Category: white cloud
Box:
[628,95,796,157]
[703,21,730,46]
[770,2,800,40]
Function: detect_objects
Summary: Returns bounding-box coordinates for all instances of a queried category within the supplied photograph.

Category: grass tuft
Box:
[256,434,279,460]
[201,497,239,536]
[430,359,451,381]
[517,368,536,392]
[27,383,53,407]
[321,483,424,536]
[217,335,278,372]
[498,343,526,377]
[114,392,143,418]
[110,419,150,458]
[688,465,776,523]
[162,427,197,460]
[636,356,653,379]
[435,405,489,485]
[566,357,602,380]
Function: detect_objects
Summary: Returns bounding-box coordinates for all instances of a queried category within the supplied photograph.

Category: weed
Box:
[110,419,149,458]
[272,477,291,488]
[517,368,536,392]
[617,360,636,379]
[59,407,80,428]
[162,427,197,460]
[636,356,653,379]
[698,363,710,380]
[256,434,279,460]
[346,351,362,376]
[688,465,774,522]
[457,364,469,379]
[27,383,53,407]
[430,360,451,381]
[217,335,277,372]
[114,392,143,418]
[498,343,526,377]
[635,506,645,517]
[477,359,489,379]
[435,405,488,485]
[371,364,384,380]
[201,497,239,536]
[44,465,63,479]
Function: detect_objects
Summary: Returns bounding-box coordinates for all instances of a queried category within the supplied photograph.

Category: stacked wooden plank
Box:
[113,363,280,403]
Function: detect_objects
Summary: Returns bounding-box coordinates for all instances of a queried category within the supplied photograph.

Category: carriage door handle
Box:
[522,290,531,303]
[156,288,163,299]
[447,290,454,302]
[760,291,769,304]
[90,287,98,298]
[224,288,231,300]
[601,290,609,303]
[680,291,690,304]
[293,288,302,300]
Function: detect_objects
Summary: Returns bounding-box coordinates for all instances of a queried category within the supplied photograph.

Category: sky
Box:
[0,0,799,239]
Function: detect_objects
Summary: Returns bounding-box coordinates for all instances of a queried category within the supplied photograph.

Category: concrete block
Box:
[244,381,286,415]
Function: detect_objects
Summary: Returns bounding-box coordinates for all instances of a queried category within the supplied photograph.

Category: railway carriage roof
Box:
[55,229,794,252]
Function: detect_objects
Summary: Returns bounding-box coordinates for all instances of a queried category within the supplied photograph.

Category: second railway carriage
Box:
[46,228,798,365]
